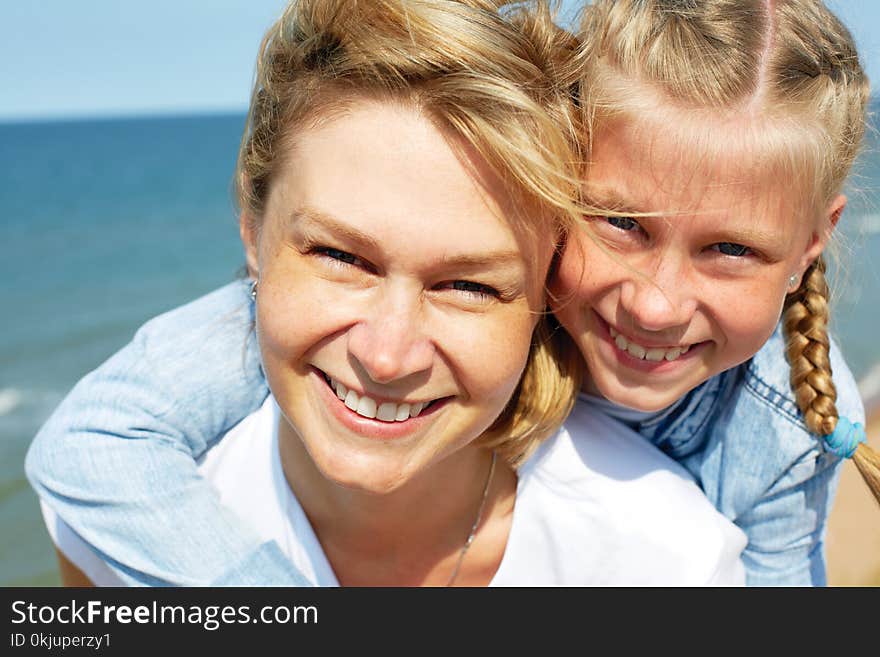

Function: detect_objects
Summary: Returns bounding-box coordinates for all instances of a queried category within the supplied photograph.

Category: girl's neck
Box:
[277,420,516,586]
[582,374,603,398]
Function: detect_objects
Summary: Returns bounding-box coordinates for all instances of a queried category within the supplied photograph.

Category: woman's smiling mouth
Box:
[316,368,444,423]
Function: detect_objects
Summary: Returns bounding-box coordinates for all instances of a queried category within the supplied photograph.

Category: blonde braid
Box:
[784,257,880,505]
[783,257,837,435]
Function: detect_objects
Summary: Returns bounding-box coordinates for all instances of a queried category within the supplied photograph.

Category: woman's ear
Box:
[795,194,846,275]
[239,211,260,279]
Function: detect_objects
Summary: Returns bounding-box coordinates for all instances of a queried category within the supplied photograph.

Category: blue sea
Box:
[2,104,879,586]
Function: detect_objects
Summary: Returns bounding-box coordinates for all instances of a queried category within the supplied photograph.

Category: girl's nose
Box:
[619,258,698,332]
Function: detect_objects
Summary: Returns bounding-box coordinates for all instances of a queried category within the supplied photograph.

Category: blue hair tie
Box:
[824,417,867,459]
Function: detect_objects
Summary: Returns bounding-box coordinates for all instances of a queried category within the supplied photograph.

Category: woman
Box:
[35,0,745,586]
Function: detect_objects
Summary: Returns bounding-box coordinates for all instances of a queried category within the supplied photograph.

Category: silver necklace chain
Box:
[446,450,497,587]
[281,448,498,586]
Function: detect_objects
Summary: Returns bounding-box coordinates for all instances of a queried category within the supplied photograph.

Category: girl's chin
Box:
[590,375,686,412]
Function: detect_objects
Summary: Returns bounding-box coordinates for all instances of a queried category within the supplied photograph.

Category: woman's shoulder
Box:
[498,406,747,585]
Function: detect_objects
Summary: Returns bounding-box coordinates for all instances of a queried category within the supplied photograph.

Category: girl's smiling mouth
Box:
[593,311,709,372]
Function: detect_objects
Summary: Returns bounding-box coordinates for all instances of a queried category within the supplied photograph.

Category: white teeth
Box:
[376,402,397,422]
[356,396,377,419]
[664,348,682,361]
[326,376,431,423]
[395,403,411,421]
[626,343,646,359]
[607,325,690,362]
[645,348,666,362]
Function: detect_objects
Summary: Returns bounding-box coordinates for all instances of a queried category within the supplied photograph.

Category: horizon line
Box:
[3,92,879,127]
[0,105,249,127]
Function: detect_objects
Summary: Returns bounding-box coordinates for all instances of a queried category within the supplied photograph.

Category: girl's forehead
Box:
[586,110,816,215]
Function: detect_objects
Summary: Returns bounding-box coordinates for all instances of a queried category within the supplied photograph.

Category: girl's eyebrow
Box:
[583,186,642,214]
[584,186,787,239]
[701,225,787,253]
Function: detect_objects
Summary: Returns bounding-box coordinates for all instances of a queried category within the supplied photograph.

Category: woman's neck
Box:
[277,420,516,586]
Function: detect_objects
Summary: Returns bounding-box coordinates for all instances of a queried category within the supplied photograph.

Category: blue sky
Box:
[1,0,877,121]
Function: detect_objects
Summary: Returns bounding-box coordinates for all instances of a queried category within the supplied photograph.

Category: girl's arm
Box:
[26,281,309,586]
[731,450,842,586]
[700,326,863,586]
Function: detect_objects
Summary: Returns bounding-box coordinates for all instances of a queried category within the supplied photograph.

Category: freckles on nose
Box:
[621,278,696,330]
[346,318,435,383]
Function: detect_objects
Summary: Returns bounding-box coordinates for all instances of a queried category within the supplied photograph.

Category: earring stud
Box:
[788,274,799,290]
[249,279,258,301]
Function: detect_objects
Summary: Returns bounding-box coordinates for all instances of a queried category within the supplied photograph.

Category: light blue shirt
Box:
[25,279,864,585]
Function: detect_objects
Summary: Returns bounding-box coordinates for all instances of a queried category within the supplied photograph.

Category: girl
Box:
[27,0,876,585]
[552,0,879,584]
[33,0,746,587]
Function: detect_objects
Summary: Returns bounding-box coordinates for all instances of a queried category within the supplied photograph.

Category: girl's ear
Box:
[796,194,846,275]
[239,210,260,279]
[825,193,847,231]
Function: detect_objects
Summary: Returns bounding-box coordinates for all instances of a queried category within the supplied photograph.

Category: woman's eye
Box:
[711,242,752,257]
[444,280,499,300]
[313,246,365,267]
[606,216,640,231]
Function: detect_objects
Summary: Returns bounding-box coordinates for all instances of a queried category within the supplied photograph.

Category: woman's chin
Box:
[312,454,415,496]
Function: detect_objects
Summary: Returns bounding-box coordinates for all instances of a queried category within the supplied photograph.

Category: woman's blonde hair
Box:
[579,0,879,502]
[236,0,584,466]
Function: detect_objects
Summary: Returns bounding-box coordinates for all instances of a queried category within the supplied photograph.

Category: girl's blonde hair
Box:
[579,0,880,502]
[236,0,584,466]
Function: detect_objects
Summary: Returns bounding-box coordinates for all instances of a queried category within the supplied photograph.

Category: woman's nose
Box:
[346,287,435,384]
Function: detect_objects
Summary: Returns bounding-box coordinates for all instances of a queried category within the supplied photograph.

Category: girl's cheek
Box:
[706,287,784,358]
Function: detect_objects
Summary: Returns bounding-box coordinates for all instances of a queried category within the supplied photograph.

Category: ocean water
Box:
[1,104,879,586]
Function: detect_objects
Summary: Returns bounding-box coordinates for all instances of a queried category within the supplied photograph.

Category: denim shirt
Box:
[25,280,864,586]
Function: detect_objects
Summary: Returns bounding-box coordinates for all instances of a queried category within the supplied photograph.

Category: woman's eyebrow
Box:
[289,206,381,251]
[291,206,524,270]
[437,251,525,270]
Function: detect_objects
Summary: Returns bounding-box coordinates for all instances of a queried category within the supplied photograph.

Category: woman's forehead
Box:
[265,100,553,270]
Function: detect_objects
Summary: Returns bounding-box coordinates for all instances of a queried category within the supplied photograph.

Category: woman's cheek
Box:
[256,276,351,360]
[444,306,536,404]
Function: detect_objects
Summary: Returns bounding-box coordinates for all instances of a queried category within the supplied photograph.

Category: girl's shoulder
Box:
[742,322,864,430]
[646,322,864,461]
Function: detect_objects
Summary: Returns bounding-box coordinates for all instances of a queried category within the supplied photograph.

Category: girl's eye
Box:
[711,242,752,257]
[606,216,640,231]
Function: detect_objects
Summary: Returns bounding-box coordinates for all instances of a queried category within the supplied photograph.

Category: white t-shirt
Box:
[42,396,747,586]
